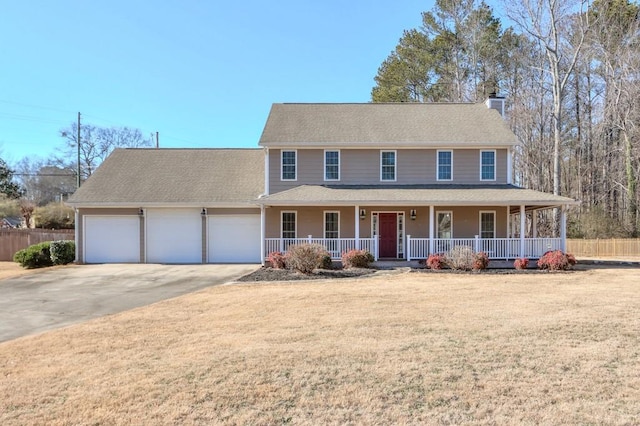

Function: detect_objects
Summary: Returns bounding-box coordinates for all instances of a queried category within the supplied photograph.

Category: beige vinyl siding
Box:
[435,206,508,238]
[266,206,508,239]
[269,148,509,193]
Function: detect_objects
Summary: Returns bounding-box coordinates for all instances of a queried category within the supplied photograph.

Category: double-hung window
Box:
[281,211,296,239]
[480,211,495,239]
[324,150,340,181]
[281,150,297,181]
[324,211,339,239]
[437,150,452,181]
[381,150,396,181]
[480,150,496,181]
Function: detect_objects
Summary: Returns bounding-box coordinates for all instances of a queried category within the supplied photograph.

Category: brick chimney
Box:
[485,91,505,117]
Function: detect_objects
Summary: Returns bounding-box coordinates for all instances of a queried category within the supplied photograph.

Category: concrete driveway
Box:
[0,263,259,343]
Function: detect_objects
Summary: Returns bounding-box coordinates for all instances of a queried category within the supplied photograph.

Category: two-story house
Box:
[67,97,577,264]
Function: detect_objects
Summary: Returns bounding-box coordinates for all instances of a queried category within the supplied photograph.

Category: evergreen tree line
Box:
[372,0,640,238]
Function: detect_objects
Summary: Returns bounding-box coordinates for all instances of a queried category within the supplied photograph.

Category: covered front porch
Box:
[258,184,578,264]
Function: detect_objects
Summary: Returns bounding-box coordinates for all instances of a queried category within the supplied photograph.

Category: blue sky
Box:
[0,0,437,165]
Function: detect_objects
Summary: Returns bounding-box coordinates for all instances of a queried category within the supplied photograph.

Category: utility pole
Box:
[77,112,81,188]
[156,131,159,148]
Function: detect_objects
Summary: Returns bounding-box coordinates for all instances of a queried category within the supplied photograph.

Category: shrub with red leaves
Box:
[473,251,490,271]
[267,251,287,269]
[426,253,445,270]
[537,250,577,271]
[514,258,529,270]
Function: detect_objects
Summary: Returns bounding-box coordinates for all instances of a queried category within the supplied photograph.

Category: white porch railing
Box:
[265,237,562,262]
[265,237,378,260]
[406,237,562,260]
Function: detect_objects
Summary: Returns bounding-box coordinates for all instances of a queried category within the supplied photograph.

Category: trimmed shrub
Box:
[341,249,374,269]
[320,253,333,270]
[13,242,53,269]
[426,253,445,270]
[50,240,75,265]
[267,251,287,269]
[473,251,489,271]
[537,250,577,271]
[286,244,330,274]
[514,258,529,270]
[444,245,475,271]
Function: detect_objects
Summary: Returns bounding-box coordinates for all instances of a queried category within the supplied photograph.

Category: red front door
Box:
[379,213,397,258]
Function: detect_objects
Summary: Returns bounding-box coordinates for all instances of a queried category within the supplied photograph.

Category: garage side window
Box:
[281,211,296,239]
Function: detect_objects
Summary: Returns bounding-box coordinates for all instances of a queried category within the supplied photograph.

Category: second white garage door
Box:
[146,209,202,263]
[208,215,261,263]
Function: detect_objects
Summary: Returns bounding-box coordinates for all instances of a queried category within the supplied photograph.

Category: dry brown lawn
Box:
[0,261,36,280]
[1,266,639,425]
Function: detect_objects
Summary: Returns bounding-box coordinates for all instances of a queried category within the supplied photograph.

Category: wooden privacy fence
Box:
[0,229,74,261]
[567,239,640,258]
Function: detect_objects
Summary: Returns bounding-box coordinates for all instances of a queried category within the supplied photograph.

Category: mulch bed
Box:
[238,267,377,282]
[238,265,582,282]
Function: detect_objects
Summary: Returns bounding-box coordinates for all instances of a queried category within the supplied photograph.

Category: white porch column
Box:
[532,210,538,238]
[354,205,360,249]
[506,206,510,238]
[429,205,435,254]
[560,206,567,252]
[520,205,526,258]
[260,205,266,265]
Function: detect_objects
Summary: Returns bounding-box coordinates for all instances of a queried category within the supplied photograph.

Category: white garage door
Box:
[84,216,140,263]
[146,209,202,263]
[208,215,261,263]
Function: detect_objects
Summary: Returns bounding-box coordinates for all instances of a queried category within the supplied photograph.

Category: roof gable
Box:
[259,103,517,148]
[67,148,264,207]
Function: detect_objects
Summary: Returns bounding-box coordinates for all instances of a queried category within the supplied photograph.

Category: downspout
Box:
[264,147,269,196]
[74,208,80,263]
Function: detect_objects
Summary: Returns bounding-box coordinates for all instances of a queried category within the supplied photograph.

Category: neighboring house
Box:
[1,216,23,229]
[67,96,577,264]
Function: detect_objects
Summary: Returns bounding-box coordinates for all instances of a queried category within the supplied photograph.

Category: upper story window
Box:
[480,150,496,181]
[324,150,340,181]
[281,150,297,181]
[437,150,452,181]
[380,150,396,181]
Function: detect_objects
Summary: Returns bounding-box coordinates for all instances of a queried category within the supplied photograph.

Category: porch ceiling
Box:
[258,184,579,209]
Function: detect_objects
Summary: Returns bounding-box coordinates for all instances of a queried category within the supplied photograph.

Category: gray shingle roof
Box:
[258,185,578,209]
[67,148,264,207]
[259,103,518,147]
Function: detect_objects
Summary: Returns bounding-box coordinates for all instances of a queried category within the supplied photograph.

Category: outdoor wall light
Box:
[360,209,366,220]
[201,208,207,216]
[138,208,144,216]
[410,209,417,220]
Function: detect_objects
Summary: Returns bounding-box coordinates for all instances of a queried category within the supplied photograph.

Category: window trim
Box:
[436,210,453,239]
[479,210,496,239]
[323,210,340,239]
[323,150,340,181]
[281,150,297,181]
[437,150,453,181]
[380,150,397,182]
[480,149,496,181]
[281,210,297,239]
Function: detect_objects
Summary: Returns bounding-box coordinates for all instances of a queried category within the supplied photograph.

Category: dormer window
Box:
[281,150,297,181]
